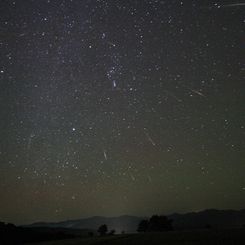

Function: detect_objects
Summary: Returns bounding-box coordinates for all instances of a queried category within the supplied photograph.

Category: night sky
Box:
[0,0,244,225]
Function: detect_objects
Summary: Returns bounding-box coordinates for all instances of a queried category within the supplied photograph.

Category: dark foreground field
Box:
[28,228,245,245]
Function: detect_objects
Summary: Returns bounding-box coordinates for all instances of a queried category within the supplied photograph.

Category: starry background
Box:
[0,0,244,225]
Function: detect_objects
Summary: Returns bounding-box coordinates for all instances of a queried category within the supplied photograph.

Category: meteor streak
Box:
[144,131,156,146]
[221,3,245,7]
[190,89,205,97]
[103,150,107,160]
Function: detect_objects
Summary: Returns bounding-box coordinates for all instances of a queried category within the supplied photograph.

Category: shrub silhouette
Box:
[149,215,173,231]
[97,224,108,236]
[137,220,149,232]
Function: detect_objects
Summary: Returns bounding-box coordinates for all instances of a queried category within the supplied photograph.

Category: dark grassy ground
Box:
[27,228,245,245]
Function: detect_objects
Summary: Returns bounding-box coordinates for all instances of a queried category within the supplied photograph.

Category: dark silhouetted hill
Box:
[27,215,143,233]
[0,221,92,244]
[169,209,245,230]
[26,209,245,232]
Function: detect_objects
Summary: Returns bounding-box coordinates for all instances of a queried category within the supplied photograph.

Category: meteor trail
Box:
[221,3,245,7]
[143,130,156,146]
[182,85,206,98]
[190,89,206,97]
[203,3,245,9]
[103,150,107,160]
[130,173,136,181]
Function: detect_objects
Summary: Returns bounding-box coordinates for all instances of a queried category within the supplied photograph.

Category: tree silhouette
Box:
[97,224,108,236]
[148,215,173,232]
[205,224,211,229]
[137,215,173,232]
[137,220,149,232]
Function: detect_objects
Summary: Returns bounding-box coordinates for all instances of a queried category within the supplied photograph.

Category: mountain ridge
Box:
[25,209,245,233]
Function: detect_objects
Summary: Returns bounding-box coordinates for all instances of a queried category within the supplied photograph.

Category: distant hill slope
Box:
[26,215,143,233]
[169,209,245,229]
[26,209,245,232]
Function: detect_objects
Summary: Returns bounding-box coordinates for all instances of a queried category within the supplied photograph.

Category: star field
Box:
[0,0,244,224]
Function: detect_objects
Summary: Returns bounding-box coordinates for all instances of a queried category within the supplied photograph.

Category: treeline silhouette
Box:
[0,221,75,244]
[97,224,116,236]
[96,215,173,236]
[137,215,173,232]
